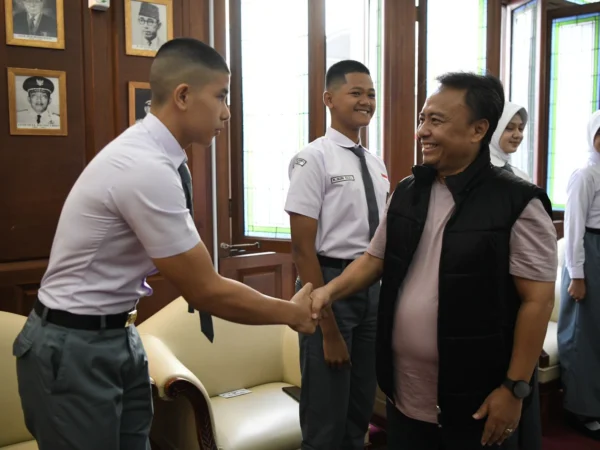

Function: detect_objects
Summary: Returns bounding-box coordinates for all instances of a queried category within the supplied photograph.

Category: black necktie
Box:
[348,146,380,239]
[502,163,514,174]
[178,162,215,343]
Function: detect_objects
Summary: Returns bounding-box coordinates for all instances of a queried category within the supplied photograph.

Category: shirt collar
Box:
[140,113,187,168]
[325,127,362,149]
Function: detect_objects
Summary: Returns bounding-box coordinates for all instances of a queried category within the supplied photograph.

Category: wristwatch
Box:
[502,378,531,399]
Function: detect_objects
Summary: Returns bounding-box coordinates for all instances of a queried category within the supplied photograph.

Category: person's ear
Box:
[323,90,333,109]
[173,84,190,111]
[470,119,489,144]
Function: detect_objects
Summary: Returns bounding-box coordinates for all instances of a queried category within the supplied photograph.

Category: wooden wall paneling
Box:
[82,6,117,162]
[0,0,87,263]
[0,0,213,323]
[383,0,416,186]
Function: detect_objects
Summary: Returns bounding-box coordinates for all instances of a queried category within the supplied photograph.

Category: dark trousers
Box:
[386,401,519,450]
[297,264,379,450]
[13,309,153,450]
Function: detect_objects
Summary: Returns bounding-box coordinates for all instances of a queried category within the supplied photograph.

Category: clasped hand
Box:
[288,284,332,334]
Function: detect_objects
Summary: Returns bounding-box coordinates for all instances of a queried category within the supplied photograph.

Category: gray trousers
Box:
[13,309,153,450]
[296,264,379,450]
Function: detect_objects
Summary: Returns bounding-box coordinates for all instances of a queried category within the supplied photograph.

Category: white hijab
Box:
[489,101,528,166]
[586,109,600,165]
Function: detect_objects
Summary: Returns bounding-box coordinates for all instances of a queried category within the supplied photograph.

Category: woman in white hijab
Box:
[490,102,531,181]
[558,109,600,440]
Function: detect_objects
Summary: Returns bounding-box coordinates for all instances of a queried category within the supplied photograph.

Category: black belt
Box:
[317,254,354,269]
[33,298,138,330]
[586,227,600,235]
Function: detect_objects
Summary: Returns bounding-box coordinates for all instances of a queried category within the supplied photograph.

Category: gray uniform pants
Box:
[13,309,153,450]
[296,264,379,450]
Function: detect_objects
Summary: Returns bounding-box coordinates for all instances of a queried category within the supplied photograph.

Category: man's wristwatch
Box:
[502,377,531,399]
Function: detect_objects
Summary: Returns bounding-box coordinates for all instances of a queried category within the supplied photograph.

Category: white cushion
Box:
[0,441,37,450]
[210,382,301,450]
[0,312,35,448]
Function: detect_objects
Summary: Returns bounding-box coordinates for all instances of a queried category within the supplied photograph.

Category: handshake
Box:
[288,283,331,334]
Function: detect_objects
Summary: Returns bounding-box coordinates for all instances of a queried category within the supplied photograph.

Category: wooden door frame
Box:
[541,1,600,220]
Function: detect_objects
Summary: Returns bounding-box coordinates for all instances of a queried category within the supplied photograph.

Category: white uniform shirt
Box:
[564,152,600,278]
[37,113,201,314]
[284,127,389,260]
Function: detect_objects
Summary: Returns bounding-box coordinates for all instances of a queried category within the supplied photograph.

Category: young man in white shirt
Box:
[285,60,389,450]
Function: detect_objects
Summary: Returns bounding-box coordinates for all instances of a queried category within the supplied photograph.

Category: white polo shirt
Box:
[285,127,389,260]
[37,113,201,315]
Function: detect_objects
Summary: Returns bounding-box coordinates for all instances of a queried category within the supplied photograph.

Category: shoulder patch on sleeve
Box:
[295,158,307,167]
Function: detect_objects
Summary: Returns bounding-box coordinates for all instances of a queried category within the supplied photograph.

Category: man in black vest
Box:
[309,72,558,449]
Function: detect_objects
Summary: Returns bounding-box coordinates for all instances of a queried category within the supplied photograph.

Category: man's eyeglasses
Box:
[138,17,157,26]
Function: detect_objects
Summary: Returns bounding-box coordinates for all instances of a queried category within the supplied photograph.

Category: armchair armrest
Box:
[141,334,219,450]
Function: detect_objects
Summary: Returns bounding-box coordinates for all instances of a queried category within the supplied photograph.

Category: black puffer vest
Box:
[377,146,552,429]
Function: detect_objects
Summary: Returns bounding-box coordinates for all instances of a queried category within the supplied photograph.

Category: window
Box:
[425,0,488,96]
[546,12,600,209]
[509,0,537,179]
[325,0,384,158]
[240,0,309,239]
[236,0,384,240]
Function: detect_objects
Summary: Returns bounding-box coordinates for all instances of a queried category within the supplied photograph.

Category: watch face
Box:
[514,381,531,398]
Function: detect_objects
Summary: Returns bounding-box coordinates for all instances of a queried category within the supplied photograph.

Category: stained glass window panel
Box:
[546,13,600,209]
[509,0,537,179]
[426,0,487,96]
[241,0,309,239]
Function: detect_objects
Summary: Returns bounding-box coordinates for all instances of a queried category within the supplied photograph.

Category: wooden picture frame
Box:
[125,0,173,57]
[128,81,152,126]
[8,67,68,136]
[4,0,65,50]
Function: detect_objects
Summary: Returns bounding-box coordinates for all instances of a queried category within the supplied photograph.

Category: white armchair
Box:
[138,297,303,450]
[0,311,37,450]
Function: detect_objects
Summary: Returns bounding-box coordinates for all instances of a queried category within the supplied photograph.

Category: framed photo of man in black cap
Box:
[125,0,172,57]
[7,67,67,136]
[128,81,152,126]
[4,0,65,50]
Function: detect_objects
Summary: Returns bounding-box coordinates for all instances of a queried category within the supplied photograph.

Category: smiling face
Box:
[324,72,376,134]
[499,112,525,154]
[417,87,489,176]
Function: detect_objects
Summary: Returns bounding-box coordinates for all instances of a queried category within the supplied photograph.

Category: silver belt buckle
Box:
[125,309,138,327]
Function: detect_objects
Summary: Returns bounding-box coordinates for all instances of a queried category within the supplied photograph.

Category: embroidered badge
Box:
[331,175,355,184]
[295,158,307,167]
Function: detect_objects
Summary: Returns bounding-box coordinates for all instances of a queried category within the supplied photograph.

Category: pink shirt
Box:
[367,180,557,423]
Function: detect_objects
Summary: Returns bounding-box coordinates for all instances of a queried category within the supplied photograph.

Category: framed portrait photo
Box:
[8,67,67,136]
[128,81,152,126]
[4,0,65,50]
[125,0,173,57]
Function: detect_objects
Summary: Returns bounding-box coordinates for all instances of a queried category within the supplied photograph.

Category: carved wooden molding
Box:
[157,377,218,450]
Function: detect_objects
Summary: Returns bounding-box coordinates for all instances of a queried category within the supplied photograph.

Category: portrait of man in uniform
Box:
[128,81,152,126]
[4,0,65,49]
[8,67,68,136]
[125,0,172,57]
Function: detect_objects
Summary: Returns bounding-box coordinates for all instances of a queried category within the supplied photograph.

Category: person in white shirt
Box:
[285,60,389,450]
[558,108,600,441]
[489,101,530,181]
[12,37,317,450]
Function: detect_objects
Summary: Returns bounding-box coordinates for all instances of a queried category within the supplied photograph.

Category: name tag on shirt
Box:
[218,388,252,398]
[331,175,355,184]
